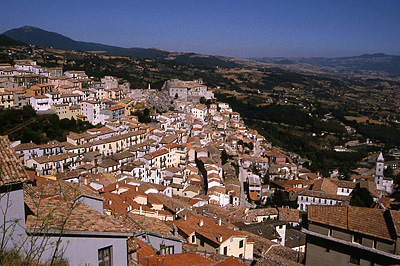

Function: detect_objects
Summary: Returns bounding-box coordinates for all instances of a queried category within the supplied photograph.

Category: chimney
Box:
[217,234,223,243]
[199,219,204,226]
[218,217,222,226]
[172,224,178,237]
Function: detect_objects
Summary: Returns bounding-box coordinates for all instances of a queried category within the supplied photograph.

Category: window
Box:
[239,254,243,258]
[224,246,228,255]
[200,239,204,247]
[160,245,174,255]
[353,235,362,244]
[191,235,195,243]
[98,246,112,266]
[239,240,244,248]
[350,254,360,265]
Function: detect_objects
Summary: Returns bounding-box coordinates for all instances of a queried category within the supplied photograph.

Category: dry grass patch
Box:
[345,116,383,125]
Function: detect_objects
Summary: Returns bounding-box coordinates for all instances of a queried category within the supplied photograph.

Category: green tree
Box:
[350,188,373,207]
[384,166,394,178]
[251,165,260,176]
[270,190,288,207]
[221,149,229,165]
[263,173,270,184]
[133,108,152,123]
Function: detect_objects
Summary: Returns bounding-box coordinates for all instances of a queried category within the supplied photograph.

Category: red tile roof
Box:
[390,210,400,236]
[308,205,393,241]
[25,196,131,235]
[174,216,246,245]
[212,256,247,266]
[136,238,216,266]
[312,178,338,194]
[277,207,299,222]
[0,136,28,185]
[150,148,169,158]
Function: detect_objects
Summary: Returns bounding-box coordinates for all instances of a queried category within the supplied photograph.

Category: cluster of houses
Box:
[0,60,130,124]
[2,65,400,265]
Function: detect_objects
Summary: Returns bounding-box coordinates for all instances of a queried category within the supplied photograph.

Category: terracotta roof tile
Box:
[136,239,215,266]
[0,136,28,186]
[118,213,177,238]
[174,216,245,245]
[298,190,350,201]
[25,196,131,235]
[32,180,101,200]
[277,207,299,222]
[308,205,393,241]
[212,256,247,266]
[390,210,400,236]
[246,208,278,222]
[312,178,338,194]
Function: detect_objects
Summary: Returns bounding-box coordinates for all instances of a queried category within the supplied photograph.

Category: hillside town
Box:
[1,59,400,266]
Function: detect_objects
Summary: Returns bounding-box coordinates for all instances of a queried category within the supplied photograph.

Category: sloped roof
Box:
[136,240,216,266]
[308,205,393,241]
[25,196,131,235]
[212,256,247,266]
[160,134,178,144]
[312,178,338,194]
[174,216,246,245]
[31,180,101,200]
[277,207,299,222]
[331,179,357,189]
[298,190,350,201]
[149,193,195,218]
[390,210,400,236]
[118,213,176,238]
[13,141,38,151]
[0,136,28,186]
[246,208,278,222]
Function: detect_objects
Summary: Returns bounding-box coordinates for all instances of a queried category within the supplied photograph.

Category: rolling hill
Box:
[0,34,27,47]
[250,53,400,75]
[2,26,238,68]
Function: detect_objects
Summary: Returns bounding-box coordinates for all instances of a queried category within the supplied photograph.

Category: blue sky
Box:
[1,0,399,58]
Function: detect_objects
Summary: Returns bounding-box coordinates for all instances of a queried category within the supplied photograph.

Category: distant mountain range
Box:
[2,26,400,76]
[250,53,400,75]
[2,26,238,68]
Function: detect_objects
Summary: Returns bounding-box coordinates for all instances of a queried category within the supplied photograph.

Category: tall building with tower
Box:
[374,152,393,196]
